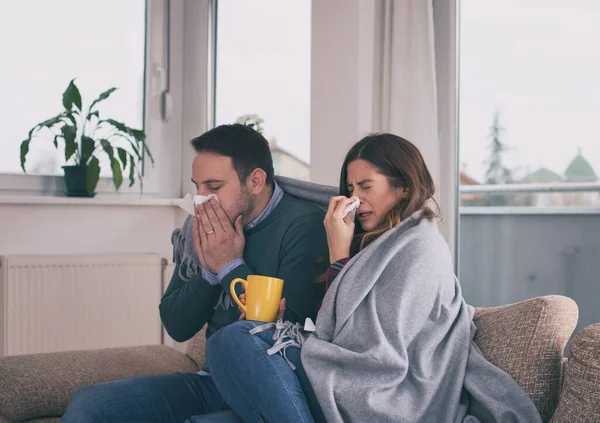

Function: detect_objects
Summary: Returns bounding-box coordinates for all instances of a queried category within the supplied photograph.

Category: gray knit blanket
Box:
[299,213,542,423]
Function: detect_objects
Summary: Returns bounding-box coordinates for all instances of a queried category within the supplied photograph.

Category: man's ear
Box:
[247,168,268,195]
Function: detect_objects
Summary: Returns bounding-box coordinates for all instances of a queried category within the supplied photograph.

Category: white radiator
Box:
[0,254,164,356]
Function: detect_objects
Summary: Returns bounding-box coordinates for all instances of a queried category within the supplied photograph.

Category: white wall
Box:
[0,201,191,356]
[0,202,185,259]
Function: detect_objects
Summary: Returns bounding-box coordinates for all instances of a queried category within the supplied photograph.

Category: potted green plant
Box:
[19,79,153,197]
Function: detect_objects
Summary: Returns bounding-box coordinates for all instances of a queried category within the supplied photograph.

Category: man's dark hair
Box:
[191,124,275,185]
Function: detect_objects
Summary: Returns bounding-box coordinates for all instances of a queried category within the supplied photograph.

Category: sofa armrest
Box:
[551,323,600,423]
[473,295,578,421]
[0,345,199,422]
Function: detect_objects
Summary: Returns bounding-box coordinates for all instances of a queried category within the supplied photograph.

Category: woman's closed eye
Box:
[348,186,371,194]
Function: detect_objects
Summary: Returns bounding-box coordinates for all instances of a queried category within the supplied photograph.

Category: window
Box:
[215,0,312,181]
[458,0,600,335]
[0,0,146,177]
[459,0,600,208]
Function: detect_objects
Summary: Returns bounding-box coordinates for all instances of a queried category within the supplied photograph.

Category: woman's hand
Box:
[238,293,286,322]
[238,293,247,320]
[276,298,286,321]
[324,196,356,263]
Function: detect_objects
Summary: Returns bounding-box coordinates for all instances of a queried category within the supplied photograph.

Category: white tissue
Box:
[304,317,317,333]
[177,193,219,216]
[178,194,195,216]
[342,196,360,220]
[194,194,218,205]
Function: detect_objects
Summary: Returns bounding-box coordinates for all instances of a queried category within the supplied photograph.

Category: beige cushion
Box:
[474,295,578,422]
[550,323,600,423]
[185,326,207,368]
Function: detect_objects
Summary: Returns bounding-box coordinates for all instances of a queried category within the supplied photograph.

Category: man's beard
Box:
[227,186,254,226]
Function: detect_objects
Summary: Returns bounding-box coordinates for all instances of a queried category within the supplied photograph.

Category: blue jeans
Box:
[61,372,242,423]
[206,320,325,423]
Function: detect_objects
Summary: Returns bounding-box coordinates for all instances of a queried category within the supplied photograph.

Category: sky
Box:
[460,0,600,182]
[1,0,598,183]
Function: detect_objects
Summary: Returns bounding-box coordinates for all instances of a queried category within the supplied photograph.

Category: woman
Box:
[205,134,541,423]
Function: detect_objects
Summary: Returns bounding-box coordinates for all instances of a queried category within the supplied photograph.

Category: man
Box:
[62,124,329,422]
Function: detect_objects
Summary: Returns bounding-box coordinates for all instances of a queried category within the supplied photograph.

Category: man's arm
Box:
[278,219,329,323]
[159,264,222,342]
[219,218,329,324]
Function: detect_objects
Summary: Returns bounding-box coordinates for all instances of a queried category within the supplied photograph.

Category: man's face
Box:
[191,153,253,223]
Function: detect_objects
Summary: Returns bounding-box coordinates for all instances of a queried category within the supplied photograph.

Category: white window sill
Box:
[0,194,183,208]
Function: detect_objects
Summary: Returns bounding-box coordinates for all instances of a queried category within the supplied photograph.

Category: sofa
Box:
[0,295,598,422]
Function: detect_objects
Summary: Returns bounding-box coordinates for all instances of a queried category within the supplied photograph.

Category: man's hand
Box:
[194,198,245,274]
[238,293,247,320]
[192,216,211,270]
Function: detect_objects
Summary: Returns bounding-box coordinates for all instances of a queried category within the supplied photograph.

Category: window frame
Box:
[433,0,460,269]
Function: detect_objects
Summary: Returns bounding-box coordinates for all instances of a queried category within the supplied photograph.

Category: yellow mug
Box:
[230,275,284,322]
